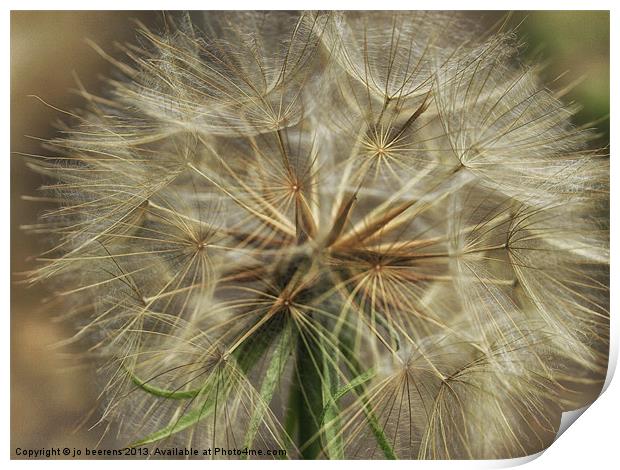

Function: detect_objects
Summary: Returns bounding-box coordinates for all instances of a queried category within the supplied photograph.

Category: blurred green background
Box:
[508,11,610,142]
[10,11,609,458]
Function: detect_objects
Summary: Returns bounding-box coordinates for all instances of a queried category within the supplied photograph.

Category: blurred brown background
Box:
[10,10,609,458]
[10,11,160,458]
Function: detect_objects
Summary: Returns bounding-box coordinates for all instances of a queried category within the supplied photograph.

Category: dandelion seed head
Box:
[26,11,608,459]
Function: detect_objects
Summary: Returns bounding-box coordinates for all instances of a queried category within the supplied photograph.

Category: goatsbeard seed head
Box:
[27,11,609,460]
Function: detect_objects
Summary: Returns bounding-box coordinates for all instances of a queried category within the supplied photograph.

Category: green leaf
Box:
[320,339,344,459]
[128,317,285,447]
[320,367,376,423]
[242,324,294,457]
[337,326,397,459]
[322,367,397,459]
[126,367,202,399]
[363,400,398,460]
[129,378,218,447]
[333,368,376,403]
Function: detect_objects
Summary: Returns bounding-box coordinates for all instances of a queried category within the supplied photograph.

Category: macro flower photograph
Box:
[10,7,611,462]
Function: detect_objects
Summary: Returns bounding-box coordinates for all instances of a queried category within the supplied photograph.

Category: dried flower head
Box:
[26,11,609,459]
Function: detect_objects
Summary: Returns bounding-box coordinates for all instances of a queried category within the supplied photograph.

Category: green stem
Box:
[295,329,324,459]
